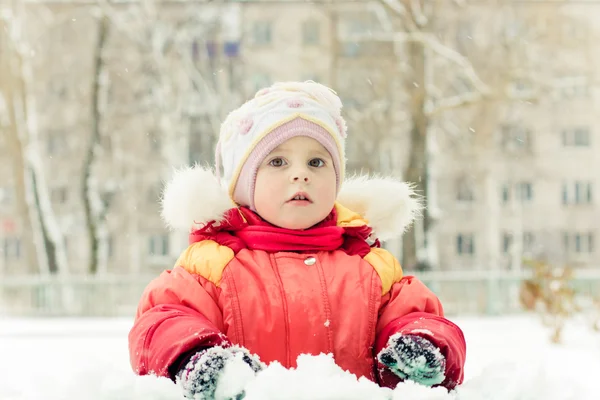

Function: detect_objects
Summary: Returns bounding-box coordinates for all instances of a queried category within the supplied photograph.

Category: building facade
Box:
[0,0,598,277]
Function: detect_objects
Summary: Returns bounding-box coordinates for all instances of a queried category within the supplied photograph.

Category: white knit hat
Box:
[216,81,348,209]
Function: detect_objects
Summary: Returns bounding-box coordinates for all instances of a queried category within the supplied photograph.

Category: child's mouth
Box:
[288,192,312,205]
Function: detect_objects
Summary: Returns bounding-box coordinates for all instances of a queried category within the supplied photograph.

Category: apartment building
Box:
[434,3,600,270]
[0,0,598,277]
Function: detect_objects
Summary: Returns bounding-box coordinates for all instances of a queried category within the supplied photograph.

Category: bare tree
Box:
[342,0,561,270]
[0,0,69,276]
[438,2,582,275]
[90,0,242,270]
[82,12,111,275]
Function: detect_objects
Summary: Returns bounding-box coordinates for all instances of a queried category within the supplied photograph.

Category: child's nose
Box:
[291,174,309,183]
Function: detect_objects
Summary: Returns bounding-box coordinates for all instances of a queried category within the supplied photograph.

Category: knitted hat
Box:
[216,81,348,210]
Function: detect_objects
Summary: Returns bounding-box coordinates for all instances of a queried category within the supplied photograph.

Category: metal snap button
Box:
[304,256,316,266]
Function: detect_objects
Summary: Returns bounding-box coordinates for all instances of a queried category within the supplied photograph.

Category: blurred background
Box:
[0,0,598,320]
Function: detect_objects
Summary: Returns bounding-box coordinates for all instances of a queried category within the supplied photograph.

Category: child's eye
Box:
[269,158,286,167]
[308,158,325,168]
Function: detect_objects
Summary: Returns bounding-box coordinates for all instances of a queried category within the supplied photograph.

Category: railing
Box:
[1,270,599,317]
[420,269,600,315]
[0,275,157,317]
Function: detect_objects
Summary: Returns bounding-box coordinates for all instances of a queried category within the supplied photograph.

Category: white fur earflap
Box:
[160,165,232,230]
[161,166,422,239]
[337,175,423,241]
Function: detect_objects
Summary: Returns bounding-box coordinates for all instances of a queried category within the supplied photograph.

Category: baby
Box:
[128,81,466,399]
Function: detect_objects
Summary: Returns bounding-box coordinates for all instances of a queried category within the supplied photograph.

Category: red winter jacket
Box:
[128,203,466,390]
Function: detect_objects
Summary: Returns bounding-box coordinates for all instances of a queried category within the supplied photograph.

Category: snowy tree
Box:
[341,0,569,271]
[82,12,111,275]
[0,1,69,276]
[441,4,591,275]
[88,0,243,272]
[1,0,242,279]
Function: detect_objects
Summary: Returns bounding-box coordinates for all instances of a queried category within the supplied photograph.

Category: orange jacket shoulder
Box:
[175,240,234,287]
[364,247,403,296]
[334,202,369,228]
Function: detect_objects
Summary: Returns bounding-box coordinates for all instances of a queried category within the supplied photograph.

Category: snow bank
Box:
[1,316,598,400]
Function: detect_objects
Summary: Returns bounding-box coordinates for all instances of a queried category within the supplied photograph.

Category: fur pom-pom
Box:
[161,165,232,231]
[337,175,423,241]
[160,166,421,240]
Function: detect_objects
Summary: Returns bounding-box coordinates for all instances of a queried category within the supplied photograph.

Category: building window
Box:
[100,132,112,154]
[456,234,475,255]
[562,22,588,43]
[253,21,272,45]
[456,21,473,53]
[502,232,535,254]
[523,232,535,251]
[451,76,473,96]
[148,234,169,257]
[302,20,320,45]
[502,182,533,204]
[502,233,511,254]
[564,232,594,254]
[346,16,371,37]
[252,73,271,93]
[556,76,589,98]
[147,185,161,205]
[188,116,216,165]
[2,237,21,261]
[504,21,523,40]
[562,181,593,205]
[147,130,161,154]
[516,182,533,202]
[456,178,474,202]
[501,184,510,203]
[510,79,532,94]
[47,132,67,155]
[570,84,590,98]
[49,81,68,100]
[191,40,200,61]
[0,187,13,205]
[223,41,240,58]
[107,235,114,259]
[562,127,591,147]
[340,42,360,57]
[500,124,531,151]
[206,40,217,59]
[51,187,68,205]
[191,39,219,61]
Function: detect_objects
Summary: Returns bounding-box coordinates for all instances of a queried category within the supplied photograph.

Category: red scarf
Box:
[189,207,376,257]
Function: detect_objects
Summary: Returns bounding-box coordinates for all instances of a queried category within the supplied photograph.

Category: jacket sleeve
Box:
[128,266,230,380]
[374,276,466,390]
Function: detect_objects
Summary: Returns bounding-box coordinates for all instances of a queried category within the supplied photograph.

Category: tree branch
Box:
[350,31,491,95]
[425,91,484,116]
[426,86,544,117]
[410,0,428,27]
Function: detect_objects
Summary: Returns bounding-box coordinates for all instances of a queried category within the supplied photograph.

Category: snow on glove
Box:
[177,346,265,400]
[377,334,446,387]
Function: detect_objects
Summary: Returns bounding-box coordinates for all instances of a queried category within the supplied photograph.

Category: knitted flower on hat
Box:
[216,81,348,209]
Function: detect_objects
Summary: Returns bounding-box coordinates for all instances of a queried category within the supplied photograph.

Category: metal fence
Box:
[0,275,156,317]
[1,270,599,317]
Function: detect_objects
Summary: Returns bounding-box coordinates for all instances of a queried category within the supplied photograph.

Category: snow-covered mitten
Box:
[377,334,446,386]
[177,346,265,400]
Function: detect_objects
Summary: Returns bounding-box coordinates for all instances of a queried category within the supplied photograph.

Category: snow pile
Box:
[1,316,599,400]
[241,353,455,400]
[244,354,394,400]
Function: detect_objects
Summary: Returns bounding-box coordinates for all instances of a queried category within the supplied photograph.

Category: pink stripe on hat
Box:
[232,117,341,210]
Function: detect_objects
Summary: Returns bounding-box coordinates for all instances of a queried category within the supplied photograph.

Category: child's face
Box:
[254,136,337,230]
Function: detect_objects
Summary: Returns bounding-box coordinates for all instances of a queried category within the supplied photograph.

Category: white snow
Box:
[0,315,599,400]
[216,351,258,399]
